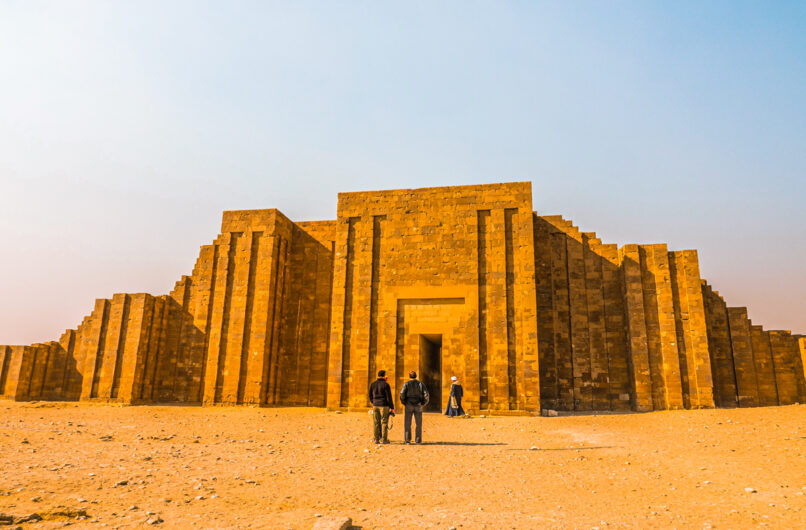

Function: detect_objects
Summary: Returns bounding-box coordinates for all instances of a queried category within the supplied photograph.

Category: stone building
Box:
[2,182,805,413]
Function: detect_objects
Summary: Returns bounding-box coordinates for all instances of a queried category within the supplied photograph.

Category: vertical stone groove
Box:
[261,237,282,404]
[214,232,241,403]
[367,215,385,391]
[504,208,517,408]
[90,302,111,398]
[339,218,358,408]
[237,231,262,403]
[767,331,780,403]
[169,280,192,399]
[322,241,335,399]
[477,210,490,410]
[110,295,131,399]
[198,244,219,402]
[305,248,321,404]
[137,296,158,400]
[563,238,576,408]
[268,239,289,404]
[394,300,405,409]
[37,345,53,398]
[58,332,77,397]
[0,346,10,395]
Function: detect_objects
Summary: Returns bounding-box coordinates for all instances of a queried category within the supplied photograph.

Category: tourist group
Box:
[367,370,467,444]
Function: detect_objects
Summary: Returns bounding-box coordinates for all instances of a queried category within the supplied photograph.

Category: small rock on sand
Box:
[16,513,43,524]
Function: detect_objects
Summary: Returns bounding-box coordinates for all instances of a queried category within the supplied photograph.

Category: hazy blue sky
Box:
[1,1,804,344]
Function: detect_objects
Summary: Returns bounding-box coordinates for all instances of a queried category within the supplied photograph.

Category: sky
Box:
[1,1,804,344]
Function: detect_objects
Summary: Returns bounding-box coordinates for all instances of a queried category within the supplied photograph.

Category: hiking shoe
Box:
[382,440,390,444]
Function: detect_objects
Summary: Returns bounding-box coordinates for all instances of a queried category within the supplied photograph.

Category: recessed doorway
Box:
[419,334,442,412]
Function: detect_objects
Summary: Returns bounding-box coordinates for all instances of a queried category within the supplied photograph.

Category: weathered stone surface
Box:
[1,182,803,412]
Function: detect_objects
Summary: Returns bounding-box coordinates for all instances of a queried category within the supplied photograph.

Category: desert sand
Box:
[1,401,805,529]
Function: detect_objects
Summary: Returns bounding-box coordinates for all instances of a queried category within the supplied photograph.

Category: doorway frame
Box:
[419,333,442,412]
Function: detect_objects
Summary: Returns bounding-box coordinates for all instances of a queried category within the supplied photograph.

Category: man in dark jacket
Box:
[399,370,429,444]
[368,370,395,444]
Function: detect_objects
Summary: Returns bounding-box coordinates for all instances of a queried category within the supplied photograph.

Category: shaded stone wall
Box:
[1,294,166,404]
[702,283,806,407]
[534,216,716,412]
[1,209,335,407]
[1,182,803,413]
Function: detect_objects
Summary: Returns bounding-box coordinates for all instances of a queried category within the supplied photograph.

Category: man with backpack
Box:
[399,370,429,444]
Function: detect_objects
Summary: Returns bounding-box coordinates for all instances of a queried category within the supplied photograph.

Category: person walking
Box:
[368,370,395,444]
[399,370,429,444]
[444,375,466,417]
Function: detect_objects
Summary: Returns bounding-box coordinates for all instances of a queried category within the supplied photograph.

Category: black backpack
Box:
[405,380,425,405]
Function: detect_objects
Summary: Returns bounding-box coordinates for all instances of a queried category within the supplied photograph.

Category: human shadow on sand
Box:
[399,441,506,446]
[506,446,615,451]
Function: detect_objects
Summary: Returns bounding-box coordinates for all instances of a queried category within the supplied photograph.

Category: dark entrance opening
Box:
[419,334,442,412]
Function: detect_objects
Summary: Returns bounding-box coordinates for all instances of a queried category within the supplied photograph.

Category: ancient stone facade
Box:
[2,182,804,413]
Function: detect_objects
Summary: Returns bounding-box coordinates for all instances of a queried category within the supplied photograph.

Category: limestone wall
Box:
[702,283,806,407]
[328,183,539,413]
[1,181,803,413]
[1,294,165,403]
[0,209,335,406]
[534,216,716,412]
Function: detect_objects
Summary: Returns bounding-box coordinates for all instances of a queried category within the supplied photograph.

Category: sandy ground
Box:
[1,401,805,529]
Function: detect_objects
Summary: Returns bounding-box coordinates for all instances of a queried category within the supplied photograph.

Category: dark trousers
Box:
[403,405,423,443]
